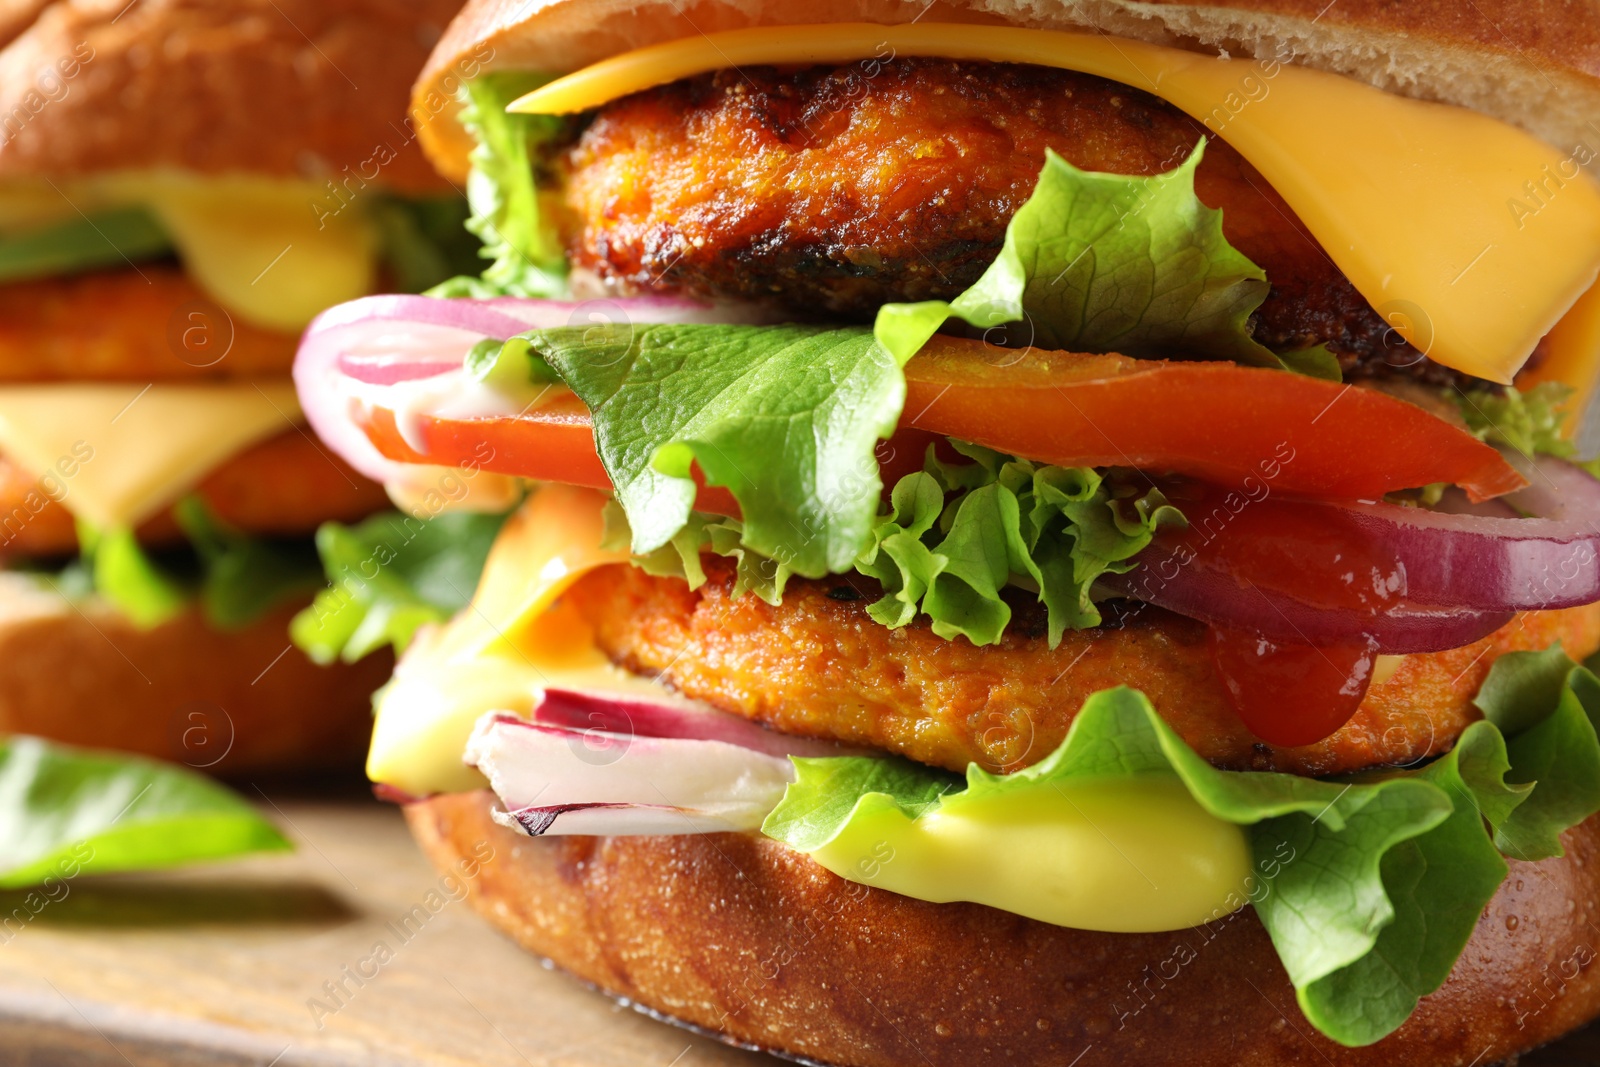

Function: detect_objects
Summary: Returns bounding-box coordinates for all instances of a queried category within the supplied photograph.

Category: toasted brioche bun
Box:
[0,573,390,773]
[0,0,463,192]
[410,792,1600,1067]
[415,0,1600,182]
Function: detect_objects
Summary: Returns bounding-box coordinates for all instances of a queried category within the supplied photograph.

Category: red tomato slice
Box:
[356,337,1523,505]
[357,394,939,519]
[899,342,1523,502]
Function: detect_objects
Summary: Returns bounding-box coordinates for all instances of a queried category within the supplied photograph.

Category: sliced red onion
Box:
[533,687,850,759]
[294,294,769,482]
[465,710,802,837]
[1102,564,1513,653]
[1102,457,1600,652]
[1338,456,1600,611]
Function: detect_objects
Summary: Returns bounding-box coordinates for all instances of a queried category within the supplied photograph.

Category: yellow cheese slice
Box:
[809,774,1250,933]
[1521,278,1600,429]
[0,173,377,333]
[512,23,1600,384]
[101,174,377,334]
[366,483,635,795]
[0,381,301,530]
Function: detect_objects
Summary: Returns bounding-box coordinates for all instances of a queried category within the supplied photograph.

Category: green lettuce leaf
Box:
[172,498,324,630]
[427,74,569,299]
[519,323,902,577]
[72,521,189,629]
[290,509,512,664]
[601,440,1183,646]
[764,652,1600,1048]
[0,736,290,889]
[1473,646,1600,860]
[1454,381,1600,475]
[873,141,1281,368]
[858,441,1184,645]
[369,194,486,294]
[57,500,323,632]
[0,206,172,284]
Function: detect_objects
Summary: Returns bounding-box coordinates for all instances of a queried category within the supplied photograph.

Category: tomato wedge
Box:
[356,336,1523,504]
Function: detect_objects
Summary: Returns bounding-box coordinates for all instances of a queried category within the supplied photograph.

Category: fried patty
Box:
[565,559,1600,776]
[0,430,388,557]
[0,266,300,381]
[562,59,1475,385]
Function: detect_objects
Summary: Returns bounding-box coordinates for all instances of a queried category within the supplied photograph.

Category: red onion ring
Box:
[465,711,800,837]
[1101,565,1514,653]
[1339,456,1600,611]
[1104,456,1600,652]
[294,294,767,482]
[533,687,852,759]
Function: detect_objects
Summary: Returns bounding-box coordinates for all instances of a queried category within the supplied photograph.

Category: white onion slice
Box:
[465,711,802,837]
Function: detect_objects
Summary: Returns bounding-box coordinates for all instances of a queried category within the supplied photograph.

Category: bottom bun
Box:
[408,791,1600,1067]
[0,575,390,774]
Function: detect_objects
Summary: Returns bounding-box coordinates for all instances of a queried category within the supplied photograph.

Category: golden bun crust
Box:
[0,574,391,773]
[408,791,1600,1067]
[0,0,464,192]
[416,0,1600,182]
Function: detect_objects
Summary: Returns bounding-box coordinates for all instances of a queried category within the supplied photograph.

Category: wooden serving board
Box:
[0,787,767,1067]
[0,786,1596,1067]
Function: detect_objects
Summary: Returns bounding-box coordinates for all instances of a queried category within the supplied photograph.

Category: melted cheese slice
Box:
[513,23,1600,384]
[1522,278,1600,427]
[0,381,301,529]
[366,483,636,795]
[0,172,376,332]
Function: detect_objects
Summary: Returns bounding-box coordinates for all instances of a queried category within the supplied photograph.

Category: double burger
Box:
[0,0,476,772]
[295,0,1600,1062]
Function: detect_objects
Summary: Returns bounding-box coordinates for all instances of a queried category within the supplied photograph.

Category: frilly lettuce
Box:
[427,74,570,300]
[601,440,1183,646]
[1455,380,1600,476]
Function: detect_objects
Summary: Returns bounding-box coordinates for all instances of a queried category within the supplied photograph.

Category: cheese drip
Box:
[512,23,1600,385]
[0,381,301,530]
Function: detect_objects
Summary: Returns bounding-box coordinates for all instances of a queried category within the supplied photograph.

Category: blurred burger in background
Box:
[0,0,483,773]
[296,0,1600,1063]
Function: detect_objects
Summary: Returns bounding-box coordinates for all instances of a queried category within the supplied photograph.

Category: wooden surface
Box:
[0,786,770,1067]
[0,785,1596,1067]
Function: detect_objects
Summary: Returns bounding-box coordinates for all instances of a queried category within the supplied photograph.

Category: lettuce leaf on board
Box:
[291,509,511,664]
[0,737,290,889]
[872,142,1327,375]
[763,649,1600,1047]
[428,74,570,300]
